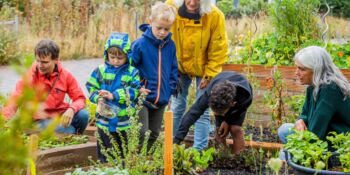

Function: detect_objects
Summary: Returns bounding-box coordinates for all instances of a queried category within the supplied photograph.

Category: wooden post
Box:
[164,111,173,175]
[27,134,39,175]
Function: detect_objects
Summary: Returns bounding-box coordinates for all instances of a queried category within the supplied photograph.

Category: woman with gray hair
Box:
[278,46,350,149]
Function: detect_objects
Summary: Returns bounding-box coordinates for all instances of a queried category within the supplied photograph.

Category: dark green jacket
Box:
[299,83,350,140]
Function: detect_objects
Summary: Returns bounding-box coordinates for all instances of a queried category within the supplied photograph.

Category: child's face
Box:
[108,52,127,67]
[150,18,173,40]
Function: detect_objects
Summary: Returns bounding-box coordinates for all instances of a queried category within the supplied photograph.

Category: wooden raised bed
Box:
[37,142,97,174]
[222,64,350,93]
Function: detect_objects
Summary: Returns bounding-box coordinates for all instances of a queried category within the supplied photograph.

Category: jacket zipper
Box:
[154,44,163,104]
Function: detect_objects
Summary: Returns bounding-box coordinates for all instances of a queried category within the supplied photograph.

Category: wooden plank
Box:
[164,111,173,175]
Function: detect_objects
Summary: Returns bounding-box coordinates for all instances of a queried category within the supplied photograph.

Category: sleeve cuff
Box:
[173,137,182,145]
[68,106,77,113]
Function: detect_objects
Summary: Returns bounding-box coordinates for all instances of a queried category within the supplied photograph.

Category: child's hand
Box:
[98,90,114,100]
[139,86,151,95]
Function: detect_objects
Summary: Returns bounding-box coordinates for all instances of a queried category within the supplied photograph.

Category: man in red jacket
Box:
[2,39,89,134]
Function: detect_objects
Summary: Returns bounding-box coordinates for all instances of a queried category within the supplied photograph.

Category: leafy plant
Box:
[86,100,96,126]
[284,130,332,170]
[67,167,129,175]
[267,158,283,175]
[0,29,21,65]
[217,0,268,17]
[327,132,350,172]
[173,144,215,175]
[232,0,325,67]
[0,56,56,175]
[24,135,89,150]
[80,93,163,174]
[320,0,350,19]
[284,94,305,123]
[263,68,286,126]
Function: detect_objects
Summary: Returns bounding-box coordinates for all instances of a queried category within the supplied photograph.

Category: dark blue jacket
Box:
[132,24,178,106]
[174,71,253,144]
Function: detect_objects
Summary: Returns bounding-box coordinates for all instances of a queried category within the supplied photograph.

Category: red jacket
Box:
[2,62,86,120]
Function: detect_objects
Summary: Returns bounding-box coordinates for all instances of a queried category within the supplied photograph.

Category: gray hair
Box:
[294,46,350,100]
[174,0,212,15]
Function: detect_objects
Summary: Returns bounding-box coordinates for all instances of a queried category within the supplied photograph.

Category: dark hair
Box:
[209,80,237,113]
[34,39,60,60]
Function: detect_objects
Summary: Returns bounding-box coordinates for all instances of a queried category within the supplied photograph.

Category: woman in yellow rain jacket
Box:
[167,0,229,150]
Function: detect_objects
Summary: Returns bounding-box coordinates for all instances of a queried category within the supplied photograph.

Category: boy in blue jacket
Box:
[132,2,178,150]
[86,33,141,162]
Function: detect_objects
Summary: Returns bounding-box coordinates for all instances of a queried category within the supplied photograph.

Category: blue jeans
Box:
[278,123,294,160]
[171,73,210,150]
[37,109,89,134]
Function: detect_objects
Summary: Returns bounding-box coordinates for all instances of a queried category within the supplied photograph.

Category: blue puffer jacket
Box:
[86,32,141,132]
[132,24,178,107]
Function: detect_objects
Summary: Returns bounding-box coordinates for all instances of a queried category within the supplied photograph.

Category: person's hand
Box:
[295,119,307,131]
[215,128,228,147]
[199,78,209,89]
[99,90,114,100]
[61,108,74,128]
[34,103,48,120]
[218,121,230,138]
[139,86,151,95]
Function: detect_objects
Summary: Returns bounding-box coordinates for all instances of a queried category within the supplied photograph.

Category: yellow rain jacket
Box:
[166,0,229,80]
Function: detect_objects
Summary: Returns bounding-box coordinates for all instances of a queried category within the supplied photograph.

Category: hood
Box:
[104,32,132,64]
[173,0,212,15]
[139,24,172,46]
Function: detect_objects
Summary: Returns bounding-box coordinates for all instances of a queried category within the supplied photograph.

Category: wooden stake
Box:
[164,111,173,175]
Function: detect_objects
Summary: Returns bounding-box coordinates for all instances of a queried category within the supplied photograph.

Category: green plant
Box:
[327,132,350,172]
[267,158,283,175]
[327,42,350,68]
[232,0,325,67]
[0,29,21,65]
[320,0,350,19]
[34,135,89,150]
[284,130,332,170]
[284,94,305,123]
[0,56,56,175]
[263,68,286,126]
[83,92,164,174]
[86,100,96,126]
[269,0,321,47]
[173,144,215,175]
[217,0,268,17]
[67,167,129,175]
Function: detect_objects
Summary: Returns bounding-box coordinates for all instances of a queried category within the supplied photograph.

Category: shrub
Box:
[0,4,21,65]
[320,0,350,19]
[217,0,268,17]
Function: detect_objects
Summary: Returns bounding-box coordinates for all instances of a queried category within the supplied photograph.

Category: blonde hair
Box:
[150,2,177,22]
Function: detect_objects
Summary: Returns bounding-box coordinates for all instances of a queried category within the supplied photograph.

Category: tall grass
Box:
[18,0,156,60]
[1,0,349,63]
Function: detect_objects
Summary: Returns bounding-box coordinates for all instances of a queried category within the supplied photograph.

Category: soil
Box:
[189,124,280,143]
[199,149,290,175]
[243,125,280,143]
